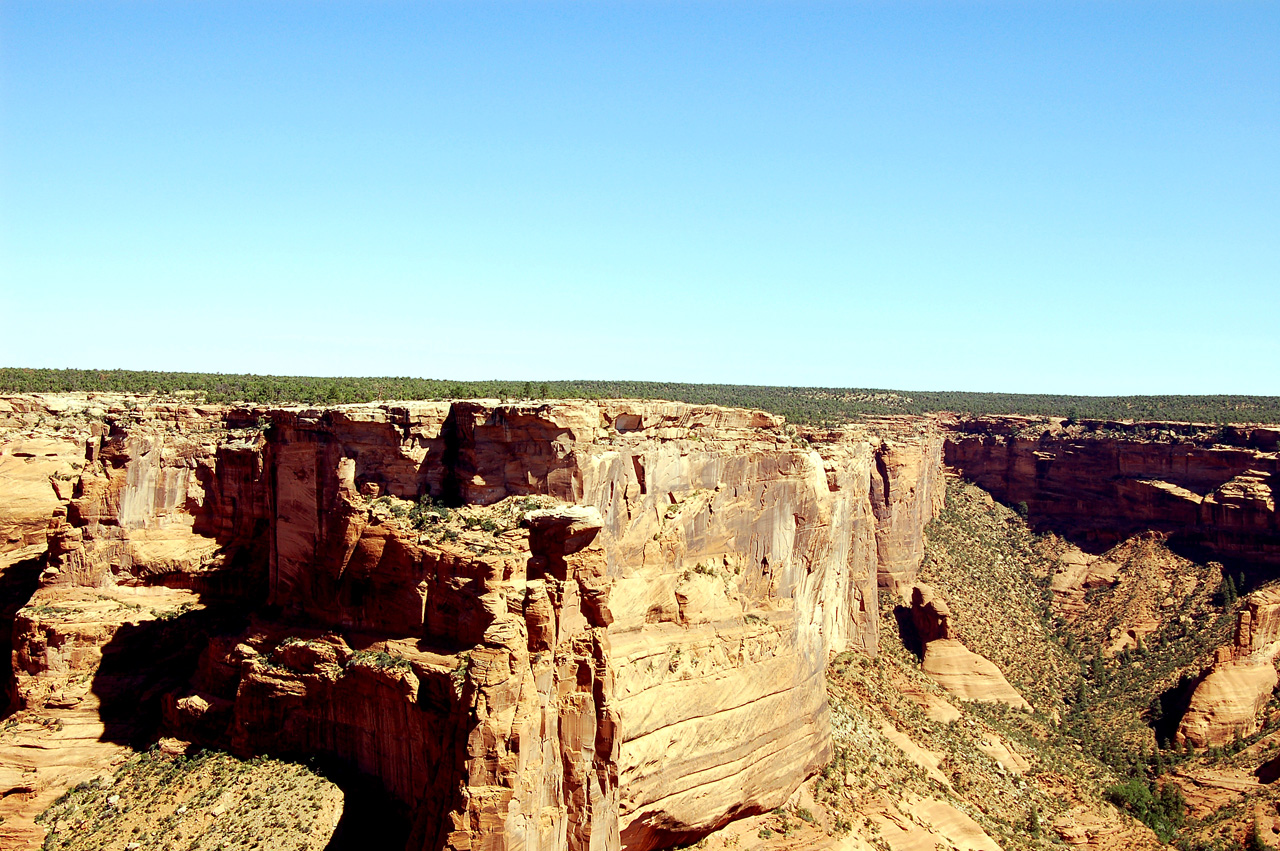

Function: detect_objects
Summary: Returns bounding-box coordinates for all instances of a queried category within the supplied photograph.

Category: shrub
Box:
[1105,777,1184,843]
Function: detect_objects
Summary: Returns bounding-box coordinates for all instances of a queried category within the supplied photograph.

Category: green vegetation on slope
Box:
[914,477,1280,850]
[3,367,1279,425]
[38,748,342,851]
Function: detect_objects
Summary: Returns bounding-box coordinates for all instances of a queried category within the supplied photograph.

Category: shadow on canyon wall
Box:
[318,759,412,851]
[89,600,413,849]
[91,601,247,749]
[892,605,925,660]
[0,554,43,718]
[1152,671,1206,748]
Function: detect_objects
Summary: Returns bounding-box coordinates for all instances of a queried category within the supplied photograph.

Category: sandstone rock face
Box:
[920,639,1030,710]
[909,584,1029,710]
[910,583,955,644]
[1049,547,1120,618]
[3,396,946,851]
[869,433,946,597]
[1178,588,1280,748]
[944,418,1280,567]
[45,417,270,597]
[0,437,85,552]
[1235,588,1280,653]
[1178,660,1279,749]
[190,509,620,851]
[251,401,946,849]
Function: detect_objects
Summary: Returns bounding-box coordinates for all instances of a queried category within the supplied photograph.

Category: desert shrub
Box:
[1106,777,1185,843]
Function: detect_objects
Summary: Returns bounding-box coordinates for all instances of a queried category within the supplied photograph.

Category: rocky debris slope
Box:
[1159,722,1280,850]
[1049,547,1120,620]
[36,748,343,851]
[913,480,1078,714]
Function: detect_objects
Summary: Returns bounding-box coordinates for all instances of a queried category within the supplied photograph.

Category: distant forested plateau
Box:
[2,367,1278,426]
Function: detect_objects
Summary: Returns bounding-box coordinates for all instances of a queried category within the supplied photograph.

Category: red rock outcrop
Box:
[3,396,947,851]
[1049,547,1120,618]
[909,583,1030,710]
[45,415,270,597]
[177,507,620,851]
[1177,588,1280,748]
[910,583,956,644]
[944,417,1280,568]
[250,401,946,848]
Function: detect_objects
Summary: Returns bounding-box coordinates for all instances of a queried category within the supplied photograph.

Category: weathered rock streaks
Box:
[11,398,1278,847]
[1178,588,1280,748]
[945,417,1280,567]
[2,396,945,851]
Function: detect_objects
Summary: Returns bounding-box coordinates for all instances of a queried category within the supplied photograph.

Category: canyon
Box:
[3,396,1279,851]
[945,416,1279,570]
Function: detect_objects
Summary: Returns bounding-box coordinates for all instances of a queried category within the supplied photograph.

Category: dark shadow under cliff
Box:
[892,604,925,660]
[0,553,43,718]
[91,601,248,748]
[318,759,412,851]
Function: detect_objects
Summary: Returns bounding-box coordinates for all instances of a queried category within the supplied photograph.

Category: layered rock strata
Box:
[1178,588,1280,748]
[945,417,1280,567]
[3,396,946,851]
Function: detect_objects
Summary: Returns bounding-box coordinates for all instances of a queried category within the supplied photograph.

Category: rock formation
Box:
[1178,588,1280,748]
[945,417,1280,568]
[8,395,1279,849]
[2,395,946,851]
[909,584,1029,710]
[869,431,946,596]
[1049,547,1120,618]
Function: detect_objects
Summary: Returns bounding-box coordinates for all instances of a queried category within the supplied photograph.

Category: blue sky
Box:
[2,1,1276,394]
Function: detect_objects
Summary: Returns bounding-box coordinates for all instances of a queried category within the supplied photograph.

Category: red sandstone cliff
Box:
[1176,588,1280,748]
[243,401,946,848]
[2,395,945,851]
[944,416,1279,568]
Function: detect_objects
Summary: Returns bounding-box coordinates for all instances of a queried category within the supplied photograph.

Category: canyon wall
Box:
[8,397,1280,848]
[945,416,1280,754]
[1,396,945,851]
[246,401,946,849]
[945,416,1280,569]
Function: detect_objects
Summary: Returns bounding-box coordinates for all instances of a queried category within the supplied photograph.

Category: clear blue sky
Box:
[2,1,1276,394]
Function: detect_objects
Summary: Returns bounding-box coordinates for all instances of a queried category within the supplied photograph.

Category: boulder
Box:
[921,639,1030,710]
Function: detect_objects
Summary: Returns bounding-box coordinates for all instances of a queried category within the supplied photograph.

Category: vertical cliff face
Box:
[870,430,946,596]
[241,401,944,849]
[197,506,618,851]
[944,417,1280,568]
[2,395,946,851]
[35,405,272,597]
